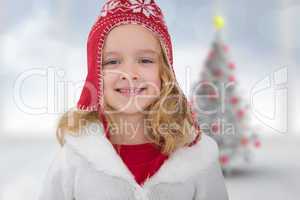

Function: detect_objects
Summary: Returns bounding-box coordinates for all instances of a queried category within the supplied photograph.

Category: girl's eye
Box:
[103,60,120,66]
[140,58,154,64]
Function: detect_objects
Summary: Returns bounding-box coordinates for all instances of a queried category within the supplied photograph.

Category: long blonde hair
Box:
[56,45,200,155]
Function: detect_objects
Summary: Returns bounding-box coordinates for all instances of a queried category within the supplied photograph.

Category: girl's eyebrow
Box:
[103,49,160,57]
[136,49,160,55]
[103,51,120,57]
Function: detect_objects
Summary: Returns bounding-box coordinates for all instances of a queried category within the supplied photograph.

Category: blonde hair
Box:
[56,45,200,155]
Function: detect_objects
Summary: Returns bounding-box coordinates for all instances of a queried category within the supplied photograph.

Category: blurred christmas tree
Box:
[191,16,261,174]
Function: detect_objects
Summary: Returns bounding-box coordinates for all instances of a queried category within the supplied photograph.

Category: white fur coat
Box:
[38,122,228,200]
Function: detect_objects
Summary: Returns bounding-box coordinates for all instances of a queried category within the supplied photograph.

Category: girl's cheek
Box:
[103,71,119,81]
[142,63,160,75]
[145,75,161,94]
[103,75,115,89]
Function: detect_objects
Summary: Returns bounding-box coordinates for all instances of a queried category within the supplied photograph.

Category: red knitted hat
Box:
[77,0,200,146]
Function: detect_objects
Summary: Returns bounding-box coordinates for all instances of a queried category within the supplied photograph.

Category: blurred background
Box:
[0,0,299,199]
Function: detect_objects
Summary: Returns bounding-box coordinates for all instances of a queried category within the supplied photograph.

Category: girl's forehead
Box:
[103,24,162,53]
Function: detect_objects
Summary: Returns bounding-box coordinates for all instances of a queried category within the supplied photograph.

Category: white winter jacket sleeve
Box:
[38,145,77,200]
[193,160,229,200]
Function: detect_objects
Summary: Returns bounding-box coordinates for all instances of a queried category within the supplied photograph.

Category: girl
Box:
[38,0,229,200]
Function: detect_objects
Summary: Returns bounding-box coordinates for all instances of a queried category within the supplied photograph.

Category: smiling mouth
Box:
[115,87,147,96]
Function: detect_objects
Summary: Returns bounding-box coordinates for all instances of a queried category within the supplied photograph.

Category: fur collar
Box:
[64,122,218,188]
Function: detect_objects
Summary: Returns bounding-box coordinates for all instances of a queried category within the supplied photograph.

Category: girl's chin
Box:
[104,98,157,114]
[106,104,150,115]
[108,109,146,115]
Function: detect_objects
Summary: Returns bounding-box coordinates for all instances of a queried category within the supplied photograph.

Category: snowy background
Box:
[0,0,299,199]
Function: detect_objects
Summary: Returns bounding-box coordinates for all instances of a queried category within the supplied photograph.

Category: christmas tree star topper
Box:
[214,15,225,30]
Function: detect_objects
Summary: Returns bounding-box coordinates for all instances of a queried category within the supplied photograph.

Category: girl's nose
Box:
[121,74,138,80]
[120,64,140,81]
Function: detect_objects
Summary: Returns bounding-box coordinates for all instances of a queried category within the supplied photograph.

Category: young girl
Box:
[38,0,228,199]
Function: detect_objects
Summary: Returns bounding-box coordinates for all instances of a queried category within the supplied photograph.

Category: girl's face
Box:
[103,24,162,114]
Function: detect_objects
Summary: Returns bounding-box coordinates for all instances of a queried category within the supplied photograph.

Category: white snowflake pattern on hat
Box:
[101,0,121,17]
[129,0,157,18]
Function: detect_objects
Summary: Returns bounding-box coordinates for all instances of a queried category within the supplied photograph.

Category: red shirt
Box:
[112,142,169,186]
